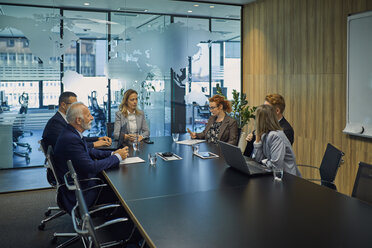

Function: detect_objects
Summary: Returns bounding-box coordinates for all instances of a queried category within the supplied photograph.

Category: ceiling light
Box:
[210,6,215,8]
[194,4,199,7]
[144,9,148,12]
[188,10,192,13]
[84,2,90,6]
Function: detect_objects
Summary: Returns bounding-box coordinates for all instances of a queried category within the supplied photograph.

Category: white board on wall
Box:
[343,11,372,139]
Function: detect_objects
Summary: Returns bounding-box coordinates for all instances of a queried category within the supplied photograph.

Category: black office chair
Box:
[38,142,66,231]
[352,162,372,205]
[37,145,80,247]
[298,143,344,190]
[65,160,130,248]
[43,147,112,247]
[88,91,106,136]
[13,112,32,164]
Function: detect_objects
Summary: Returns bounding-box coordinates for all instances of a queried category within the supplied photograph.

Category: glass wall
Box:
[0,3,241,168]
[0,5,61,168]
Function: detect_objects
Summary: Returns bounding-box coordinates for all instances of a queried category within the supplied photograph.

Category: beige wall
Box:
[242,0,372,195]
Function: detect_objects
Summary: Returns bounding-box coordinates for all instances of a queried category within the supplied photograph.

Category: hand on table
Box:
[114,146,129,160]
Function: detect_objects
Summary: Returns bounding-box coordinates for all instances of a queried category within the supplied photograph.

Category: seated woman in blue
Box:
[252,104,301,176]
[188,94,238,145]
[114,89,149,143]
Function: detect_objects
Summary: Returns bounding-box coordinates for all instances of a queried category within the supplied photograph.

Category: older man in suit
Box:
[54,102,128,213]
[42,91,111,150]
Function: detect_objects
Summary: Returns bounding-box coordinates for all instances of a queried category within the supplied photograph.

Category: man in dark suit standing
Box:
[42,91,111,150]
[54,102,129,213]
[244,93,294,156]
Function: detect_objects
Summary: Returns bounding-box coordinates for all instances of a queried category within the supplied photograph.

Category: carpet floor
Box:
[0,188,82,248]
[0,167,51,193]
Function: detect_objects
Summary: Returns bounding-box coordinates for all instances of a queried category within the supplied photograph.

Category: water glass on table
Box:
[148,153,157,166]
[133,136,139,151]
[272,166,284,181]
[172,133,179,142]
[192,144,199,154]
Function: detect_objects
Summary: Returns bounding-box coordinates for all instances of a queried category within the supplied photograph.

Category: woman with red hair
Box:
[188,95,238,145]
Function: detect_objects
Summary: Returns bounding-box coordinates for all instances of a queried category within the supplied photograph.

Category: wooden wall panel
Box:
[242,0,372,195]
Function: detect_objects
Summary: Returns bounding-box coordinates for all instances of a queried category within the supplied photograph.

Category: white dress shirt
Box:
[127,111,137,134]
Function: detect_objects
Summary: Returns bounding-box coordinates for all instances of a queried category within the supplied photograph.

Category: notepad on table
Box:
[175,139,205,145]
[120,157,145,165]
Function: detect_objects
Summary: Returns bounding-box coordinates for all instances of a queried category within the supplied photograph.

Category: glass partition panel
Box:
[63,10,108,137]
[211,19,241,100]
[174,17,210,132]
[109,13,170,137]
[0,5,62,168]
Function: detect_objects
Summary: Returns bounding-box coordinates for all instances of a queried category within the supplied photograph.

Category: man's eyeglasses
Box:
[209,106,218,110]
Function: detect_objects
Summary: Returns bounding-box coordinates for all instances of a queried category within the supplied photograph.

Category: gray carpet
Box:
[0,167,51,193]
[0,188,141,248]
[0,188,83,248]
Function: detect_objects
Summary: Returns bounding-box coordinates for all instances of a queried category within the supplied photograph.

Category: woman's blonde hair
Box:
[119,89,141,117]
[255,104,282,137]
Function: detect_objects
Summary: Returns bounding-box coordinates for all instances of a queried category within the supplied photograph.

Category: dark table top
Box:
[103,136,372,248]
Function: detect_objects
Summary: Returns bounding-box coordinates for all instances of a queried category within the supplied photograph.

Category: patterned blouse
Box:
[206,121,222,143]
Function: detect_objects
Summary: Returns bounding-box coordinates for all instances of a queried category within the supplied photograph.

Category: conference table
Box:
[103,136,372,248]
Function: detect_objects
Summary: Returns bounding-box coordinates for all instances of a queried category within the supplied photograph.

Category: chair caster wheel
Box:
[51,237,57,244]
[45,209,52,216]
[38,223,45,230]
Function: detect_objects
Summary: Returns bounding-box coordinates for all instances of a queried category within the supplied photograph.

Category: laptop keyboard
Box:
[244,157,271,172]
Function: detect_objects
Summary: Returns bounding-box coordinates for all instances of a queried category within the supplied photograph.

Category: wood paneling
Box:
[242,0,372,195]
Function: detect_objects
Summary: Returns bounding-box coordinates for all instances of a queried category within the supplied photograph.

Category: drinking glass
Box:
[172,133,179,142]
[273,167,284,181]
[192,144,199,154]
[133,135,139,151]
[148,153,157,166]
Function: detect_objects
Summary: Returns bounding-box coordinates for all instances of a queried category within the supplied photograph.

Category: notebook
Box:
[218,140,271,175]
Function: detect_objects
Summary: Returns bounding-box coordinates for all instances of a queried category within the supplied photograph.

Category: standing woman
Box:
[114,89,149,143]
[252,104,301,176]
[188,95,238,145]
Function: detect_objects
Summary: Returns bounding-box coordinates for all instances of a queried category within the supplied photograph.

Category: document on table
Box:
[175,139,205,145]
[120,157,145,165]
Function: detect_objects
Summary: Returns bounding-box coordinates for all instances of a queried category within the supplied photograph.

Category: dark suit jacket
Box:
[42,111,98,150]
[195,114,238,145]
[244,116,294,156]
[54,124,120,213]
[279,117,294,145]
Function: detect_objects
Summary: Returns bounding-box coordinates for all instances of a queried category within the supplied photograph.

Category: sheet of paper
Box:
[175,139,206,145]
[120,157,145,165]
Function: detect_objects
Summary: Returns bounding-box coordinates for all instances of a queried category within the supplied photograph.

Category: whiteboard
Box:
[343,11,372,138]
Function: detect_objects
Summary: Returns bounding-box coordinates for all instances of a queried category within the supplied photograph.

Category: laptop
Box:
[218,140,271,175]
[97,125,125,150]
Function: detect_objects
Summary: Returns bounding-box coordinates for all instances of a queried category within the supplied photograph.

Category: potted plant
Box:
[215,84,257,131]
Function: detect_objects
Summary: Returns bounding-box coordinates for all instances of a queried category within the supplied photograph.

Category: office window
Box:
[7,39,14,47]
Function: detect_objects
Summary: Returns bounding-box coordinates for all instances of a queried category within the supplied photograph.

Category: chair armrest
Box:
[79,177,104,184]
[297,164,319,170]
[95,217,129,231]
[89,203,122,215]
[64,172,76,190]
[82,184,108,193]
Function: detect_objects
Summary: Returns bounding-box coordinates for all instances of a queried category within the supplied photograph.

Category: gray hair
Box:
[66,102,85,124]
